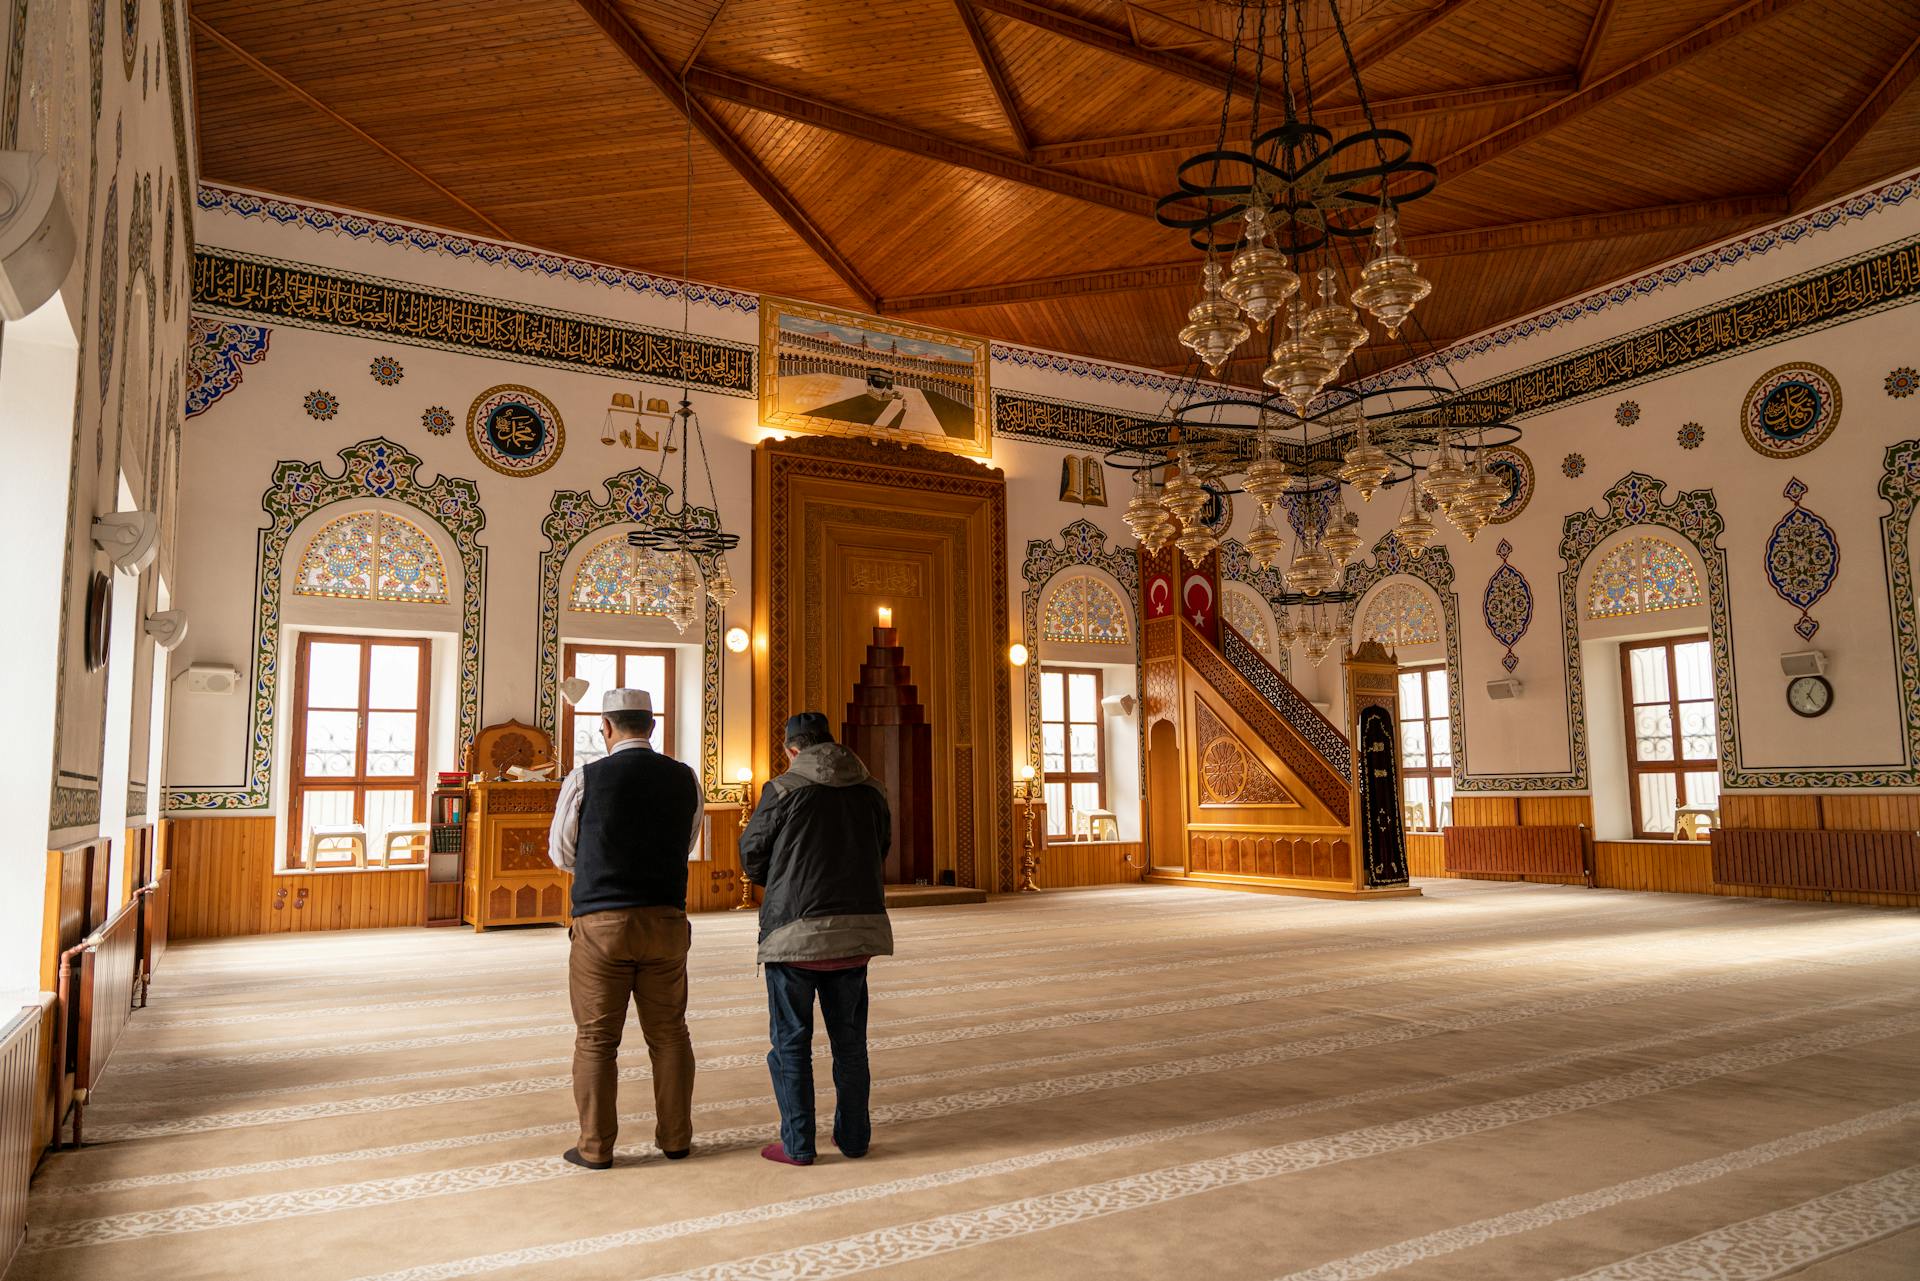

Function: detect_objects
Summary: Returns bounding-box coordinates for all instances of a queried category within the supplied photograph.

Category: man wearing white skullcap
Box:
[547,688,704,1170]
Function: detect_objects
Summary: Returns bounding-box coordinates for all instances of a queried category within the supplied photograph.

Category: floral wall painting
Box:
[1482,539,1532,673]
[1765,478,1839,641]
[760,297,990,457]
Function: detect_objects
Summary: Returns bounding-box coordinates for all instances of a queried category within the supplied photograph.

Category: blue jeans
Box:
[764,963,871,1160]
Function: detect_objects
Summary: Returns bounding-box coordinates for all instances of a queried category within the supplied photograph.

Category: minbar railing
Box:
[1219,623,1352,783]
[1711,828,1920,894]
[1444,824,1594,885]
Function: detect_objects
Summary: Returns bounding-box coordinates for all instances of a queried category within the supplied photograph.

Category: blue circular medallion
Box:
[467,384,565,477]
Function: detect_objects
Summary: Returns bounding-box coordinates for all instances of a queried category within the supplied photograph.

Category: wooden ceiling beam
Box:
[679,0,734,77]
[1031,77,1574,164]
[953,1,1033,161]
[685,67,1175,219]
[570,0,878,312]
[1436,0,1813,185]
[1788,30,1920,210]
[1576,0,1620,88]
[189,15,516,240]
[968,0,1245,93]
[1344,0,1481,79]
[879,198,1782,313]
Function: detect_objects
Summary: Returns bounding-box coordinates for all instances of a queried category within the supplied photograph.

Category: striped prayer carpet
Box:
[15,880,1920,1280]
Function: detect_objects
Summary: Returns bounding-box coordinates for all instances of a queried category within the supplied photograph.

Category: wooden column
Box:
[842,622,935,884]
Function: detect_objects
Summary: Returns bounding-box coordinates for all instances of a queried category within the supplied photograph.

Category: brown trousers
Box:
[567,906,695,1162]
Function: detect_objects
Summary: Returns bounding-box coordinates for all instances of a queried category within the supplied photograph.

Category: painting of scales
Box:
[760,298,991,457]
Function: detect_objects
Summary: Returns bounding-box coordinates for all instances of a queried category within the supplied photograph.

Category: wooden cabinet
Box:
[462,782,569,930]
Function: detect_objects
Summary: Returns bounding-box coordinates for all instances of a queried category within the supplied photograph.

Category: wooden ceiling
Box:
[190,0,1920,385]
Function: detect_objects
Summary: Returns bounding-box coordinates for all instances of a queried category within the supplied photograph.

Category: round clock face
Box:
[1786,674,1832,718]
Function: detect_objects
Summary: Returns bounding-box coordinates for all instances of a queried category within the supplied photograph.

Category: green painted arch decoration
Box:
[537,466,734,801]
[166,438,487,812]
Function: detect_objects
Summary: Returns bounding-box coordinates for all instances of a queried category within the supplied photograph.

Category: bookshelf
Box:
[426,778,467,926]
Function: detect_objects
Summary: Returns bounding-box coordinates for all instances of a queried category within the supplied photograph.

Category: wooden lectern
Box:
[842,614,935,884]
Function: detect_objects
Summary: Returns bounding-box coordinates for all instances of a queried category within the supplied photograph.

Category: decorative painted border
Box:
[536,467,731,801]
[196,183,758,313]
[1343,536,1465,785]
[1359,171,1920,391]
[183,316,269,418]
[166,439,487,811]
[1379,238,1920,429]
[1019,519,1140,775]
[1867,438,1920,786]
[191,248,756,395]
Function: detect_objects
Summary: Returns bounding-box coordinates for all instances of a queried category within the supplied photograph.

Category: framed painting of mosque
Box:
[759,297,991,457]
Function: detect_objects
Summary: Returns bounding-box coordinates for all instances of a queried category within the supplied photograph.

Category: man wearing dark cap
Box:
[547,688,704,1170]
[739,711,893,1166]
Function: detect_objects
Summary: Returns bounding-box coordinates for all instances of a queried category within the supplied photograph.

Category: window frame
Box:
[1396,663,1452,833]
[1619,634,1717,841]
[1039,665,1106,840]
[288,631,432,869]
[560,641,678,772]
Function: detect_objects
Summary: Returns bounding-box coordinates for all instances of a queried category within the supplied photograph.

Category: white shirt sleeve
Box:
[548,766,586,871]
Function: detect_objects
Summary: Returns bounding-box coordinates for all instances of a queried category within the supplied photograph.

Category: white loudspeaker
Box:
[1486,678,1523,700]
[90,510,159,573]
[0,151,76,321]
[558,676,591,706]
[1100,693,1136,718]
[1780,649,1826,677]
[184,664,239,695]
[144,609,189,650]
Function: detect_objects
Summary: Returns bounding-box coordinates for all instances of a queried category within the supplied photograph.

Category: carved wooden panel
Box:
[498,827,552,873]
[1193,700,1296,807]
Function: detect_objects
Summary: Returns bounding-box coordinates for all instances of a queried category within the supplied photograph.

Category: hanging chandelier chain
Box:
[1322,0,1393,179]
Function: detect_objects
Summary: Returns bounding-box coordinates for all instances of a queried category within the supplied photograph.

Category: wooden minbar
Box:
[461,721,571,931]
[842,618,935,883]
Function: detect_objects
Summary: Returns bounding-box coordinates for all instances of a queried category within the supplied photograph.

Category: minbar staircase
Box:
[1141,611,1419,901]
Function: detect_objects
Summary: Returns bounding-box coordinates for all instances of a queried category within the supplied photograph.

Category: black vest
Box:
[571,746,701,916]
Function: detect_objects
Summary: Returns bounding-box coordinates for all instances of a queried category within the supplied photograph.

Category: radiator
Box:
[1443,825,1592,883]
[56,898,142,1146]
[1712,828,1920,894]
[138,871,172,1004]
[0,1005,41,1275]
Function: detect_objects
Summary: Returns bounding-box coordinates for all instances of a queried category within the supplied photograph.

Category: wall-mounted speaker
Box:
[1486,678,1523,700]
[184,664,240,695]
[1780,649,1826,677]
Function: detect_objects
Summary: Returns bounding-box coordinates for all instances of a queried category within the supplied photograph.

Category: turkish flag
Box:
[1182,570,1216,634]
[1146,570,1176,619]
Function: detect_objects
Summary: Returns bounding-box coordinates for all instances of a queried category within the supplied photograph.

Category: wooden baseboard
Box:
[1145,872,1422,900]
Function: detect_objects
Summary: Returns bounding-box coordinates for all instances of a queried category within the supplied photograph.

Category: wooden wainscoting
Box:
[1,1001,46,1276]
[266,868,428,933]
[41,839,109,992]
[1036,841,1145,889]
[692,804,752,914]
[170,817,427,937]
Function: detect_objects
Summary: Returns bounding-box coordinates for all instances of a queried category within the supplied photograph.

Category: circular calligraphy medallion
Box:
[467,384,565,477]
[1200,485,1232,535]
[1741,363,1840,460]
[1482,445,1533,525]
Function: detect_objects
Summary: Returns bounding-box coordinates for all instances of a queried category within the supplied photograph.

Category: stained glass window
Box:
[568,535,676,616]
[1223,585,1272,655]
[1042,574,1129,645]
[1586,535,1703,619]
[1359,581,1440,647]
[294,511,448,605]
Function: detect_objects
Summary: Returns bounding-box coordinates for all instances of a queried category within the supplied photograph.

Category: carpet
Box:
[15,880,1920,1280]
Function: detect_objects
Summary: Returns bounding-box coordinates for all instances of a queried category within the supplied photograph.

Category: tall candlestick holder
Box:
[1016,765,1042,893]
[733,767,756,911]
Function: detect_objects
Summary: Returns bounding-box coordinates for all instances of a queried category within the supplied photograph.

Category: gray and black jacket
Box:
[739,743,894,965]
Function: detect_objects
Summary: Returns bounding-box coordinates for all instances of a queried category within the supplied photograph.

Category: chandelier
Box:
[1112,0,1523,581]
[626,96,739,636]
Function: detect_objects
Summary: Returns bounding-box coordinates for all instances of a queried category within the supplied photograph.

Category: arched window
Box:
[1223,585,1272,655]
[1359,581,1439,647]
[568,534,675,616]
[1042,573,1129,645]
[1586,535,1703,619]
[293,510,448,605]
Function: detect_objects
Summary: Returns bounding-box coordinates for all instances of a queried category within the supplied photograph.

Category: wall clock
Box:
[1786,674,1832,718]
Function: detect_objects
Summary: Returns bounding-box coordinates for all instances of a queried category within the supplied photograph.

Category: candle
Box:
[877,606,893,627]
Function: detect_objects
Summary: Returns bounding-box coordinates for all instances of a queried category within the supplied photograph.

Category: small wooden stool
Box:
[306,822,367,868]
[383,822,431,865]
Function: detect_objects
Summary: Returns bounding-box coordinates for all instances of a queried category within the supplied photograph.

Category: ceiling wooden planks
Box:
[188,0,1920,390]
